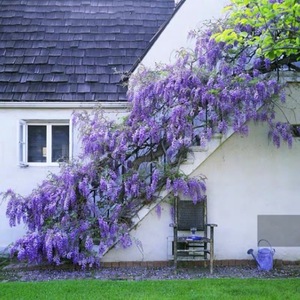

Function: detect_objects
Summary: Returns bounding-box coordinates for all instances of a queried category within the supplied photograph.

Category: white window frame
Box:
[19,119,72,167]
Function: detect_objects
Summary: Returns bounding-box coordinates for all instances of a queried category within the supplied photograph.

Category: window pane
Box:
[52,125,69,162]
[28,125,46,162]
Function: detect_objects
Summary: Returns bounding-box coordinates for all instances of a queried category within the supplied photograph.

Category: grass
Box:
[0,278,300,300]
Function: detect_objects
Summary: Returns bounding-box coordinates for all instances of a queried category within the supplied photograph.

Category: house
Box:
[1,0,300,266]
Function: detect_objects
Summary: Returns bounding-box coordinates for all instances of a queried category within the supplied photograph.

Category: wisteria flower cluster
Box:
[4,19,292,268]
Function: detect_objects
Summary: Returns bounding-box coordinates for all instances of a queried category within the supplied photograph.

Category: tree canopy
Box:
[213,0,300,71]
[3,0,299,268]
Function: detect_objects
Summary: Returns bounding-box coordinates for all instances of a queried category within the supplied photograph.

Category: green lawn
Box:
[0,278,300,300]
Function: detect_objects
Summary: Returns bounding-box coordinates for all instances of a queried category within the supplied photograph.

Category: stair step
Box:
[180,135,223,174]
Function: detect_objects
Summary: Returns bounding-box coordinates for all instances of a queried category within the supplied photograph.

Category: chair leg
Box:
[210,239,214,274]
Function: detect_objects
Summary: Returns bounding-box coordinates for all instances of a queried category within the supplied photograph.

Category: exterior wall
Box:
[198,83,300,261]
[104,82,300,263]
[103,202,174,263]
[115,0,300,263]
[141,0,229,67]
[0,103,128,251]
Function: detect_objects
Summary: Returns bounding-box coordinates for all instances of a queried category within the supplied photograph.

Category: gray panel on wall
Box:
[258,215,300,247]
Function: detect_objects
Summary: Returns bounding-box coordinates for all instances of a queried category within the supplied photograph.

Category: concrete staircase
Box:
[103,130,235,256]
[180,133,225,176]
[125,131,236,228]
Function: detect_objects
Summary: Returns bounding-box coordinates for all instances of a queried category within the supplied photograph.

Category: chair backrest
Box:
[177,199,206,231]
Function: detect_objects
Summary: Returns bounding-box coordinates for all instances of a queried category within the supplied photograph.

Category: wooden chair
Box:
[173,197,217,274]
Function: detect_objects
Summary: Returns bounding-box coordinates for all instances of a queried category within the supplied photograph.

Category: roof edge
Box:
[123,0,187,80]
[0,101,130,109]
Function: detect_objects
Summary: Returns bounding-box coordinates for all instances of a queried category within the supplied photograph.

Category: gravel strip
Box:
[1,264,300,282]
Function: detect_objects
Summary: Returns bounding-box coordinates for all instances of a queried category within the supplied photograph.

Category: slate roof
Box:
[0,0,175,102]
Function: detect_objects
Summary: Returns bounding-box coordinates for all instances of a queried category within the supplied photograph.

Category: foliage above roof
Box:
[0,0,174,102]
[213,0,300,72]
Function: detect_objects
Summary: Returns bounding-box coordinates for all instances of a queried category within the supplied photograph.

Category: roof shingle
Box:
[0,0,175,102]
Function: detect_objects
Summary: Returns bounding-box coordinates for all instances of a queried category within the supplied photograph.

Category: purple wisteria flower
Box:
[3,16,288,269]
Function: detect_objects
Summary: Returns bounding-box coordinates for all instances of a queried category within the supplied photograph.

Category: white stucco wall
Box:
[140,0,229,67]
[104,0,300,263]
[105,82,300,263]
[0,103,128,251]
[198,103,300,261]
[102,202,174,263]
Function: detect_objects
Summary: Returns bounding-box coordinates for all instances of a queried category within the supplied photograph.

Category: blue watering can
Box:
[247,239,275,271]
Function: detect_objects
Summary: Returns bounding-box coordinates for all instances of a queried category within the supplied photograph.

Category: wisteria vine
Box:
[3,18,293,267]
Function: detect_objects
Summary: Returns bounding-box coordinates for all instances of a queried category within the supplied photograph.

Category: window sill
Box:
[19,163,61,168]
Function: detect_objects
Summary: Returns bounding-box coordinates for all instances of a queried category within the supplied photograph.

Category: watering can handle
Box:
[258,239,275,253]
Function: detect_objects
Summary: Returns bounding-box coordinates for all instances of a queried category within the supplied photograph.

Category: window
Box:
[19,120,70,166]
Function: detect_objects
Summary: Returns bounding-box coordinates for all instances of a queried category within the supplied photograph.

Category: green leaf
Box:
[239,31,248,38]
[256,48,262,56]
[267,50,276,60]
